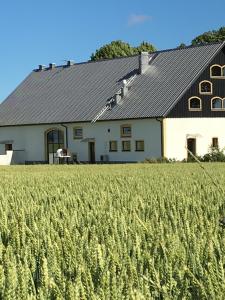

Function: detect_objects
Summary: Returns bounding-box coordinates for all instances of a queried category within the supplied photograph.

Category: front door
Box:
[187,138,196,158]
[46,129,64,163]
[89,142,95,163]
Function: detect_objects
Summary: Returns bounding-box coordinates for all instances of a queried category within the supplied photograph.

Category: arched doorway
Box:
[46,129,64,163]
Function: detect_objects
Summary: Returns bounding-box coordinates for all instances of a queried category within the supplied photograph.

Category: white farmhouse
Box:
[0,42,224,164]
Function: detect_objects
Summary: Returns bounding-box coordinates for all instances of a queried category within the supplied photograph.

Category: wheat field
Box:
[0,163,225,299]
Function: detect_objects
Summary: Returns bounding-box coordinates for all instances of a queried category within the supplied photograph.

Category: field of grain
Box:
[0,163,225,299]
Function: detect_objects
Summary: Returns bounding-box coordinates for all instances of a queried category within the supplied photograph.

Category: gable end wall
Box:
[168,45,225,118]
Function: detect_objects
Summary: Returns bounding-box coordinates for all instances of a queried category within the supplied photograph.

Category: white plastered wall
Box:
[0,151,13,165]
[164,118,225,160]
[67,119,161,162]
[0,119,162,164]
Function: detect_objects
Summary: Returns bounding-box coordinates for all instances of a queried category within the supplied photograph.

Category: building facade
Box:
[0,119,161,164]
[0,42,224,164]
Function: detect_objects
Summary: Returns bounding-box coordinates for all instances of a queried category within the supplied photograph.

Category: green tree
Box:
[177,43,187,49]
[136,41,156,53]
[91,40,156,61]
[191,26,225,45]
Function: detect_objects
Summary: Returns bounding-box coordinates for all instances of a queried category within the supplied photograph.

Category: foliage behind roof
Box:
[0,42,224,126]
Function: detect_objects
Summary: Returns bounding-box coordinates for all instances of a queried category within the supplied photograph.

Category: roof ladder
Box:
[91,105,111,123]
[91,73,138,123]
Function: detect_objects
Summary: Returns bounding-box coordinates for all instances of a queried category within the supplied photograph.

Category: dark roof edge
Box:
[0,116,164,128]
[33,41,225,71]
[164,41,225,117]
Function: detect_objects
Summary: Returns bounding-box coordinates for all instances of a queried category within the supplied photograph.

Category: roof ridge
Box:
[33,54,140,71]
[34,41,225,71]
[152,41,224,55]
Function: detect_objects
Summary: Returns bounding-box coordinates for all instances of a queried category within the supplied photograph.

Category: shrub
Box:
[144,157,177,163]
[202,146,225,162]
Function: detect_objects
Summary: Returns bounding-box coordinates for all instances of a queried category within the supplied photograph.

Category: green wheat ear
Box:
[0,164,224,298]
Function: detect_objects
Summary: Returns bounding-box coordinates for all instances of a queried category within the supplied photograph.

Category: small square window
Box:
[73,127,83,139]
[121,125,131,137]
[122,141,131,152]
[135,140,144,151]
[109,141,117,152]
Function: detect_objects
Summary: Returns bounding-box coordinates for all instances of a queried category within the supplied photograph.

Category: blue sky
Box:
[0,0,224,101]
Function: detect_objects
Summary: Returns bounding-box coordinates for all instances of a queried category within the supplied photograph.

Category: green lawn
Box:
[0,163,225,299]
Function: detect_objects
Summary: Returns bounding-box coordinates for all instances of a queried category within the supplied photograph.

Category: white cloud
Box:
[128,14,151,26]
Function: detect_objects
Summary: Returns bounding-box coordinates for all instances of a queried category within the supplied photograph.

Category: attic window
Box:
[199,81,212,95]
[188,97,202,111]
[223,66,225,76]
[211,97,224,110]
[210,65,225,78]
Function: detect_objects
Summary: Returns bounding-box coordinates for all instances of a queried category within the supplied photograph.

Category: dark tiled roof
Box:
[102,42,224,120]
[0,42,224,126]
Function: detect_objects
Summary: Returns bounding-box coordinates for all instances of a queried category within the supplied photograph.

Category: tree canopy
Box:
[178,26,225,48]
[91,40,156,61]
[177,43,187,49]
[191,26,225,45]
[91,26,225,61]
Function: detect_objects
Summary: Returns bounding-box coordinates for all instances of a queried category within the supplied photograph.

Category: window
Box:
[5,144,12,151]
[109,141,117,152]
[122,141,131,152]
[121,125,131,137]
[211,97,224,110]
[188,97,202,111]
[199,81,212,94]
[135,140,144,151]
[223,66,225,77]
[73,127,83,139]
[46,129,64,163]
[210,65,225,78]
[210,65,222,77]
[212,137,218,148]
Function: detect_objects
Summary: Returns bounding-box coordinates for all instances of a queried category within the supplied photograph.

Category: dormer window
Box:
[210,65,225,78]
[188,97,202,111]
[199,81,212,95]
